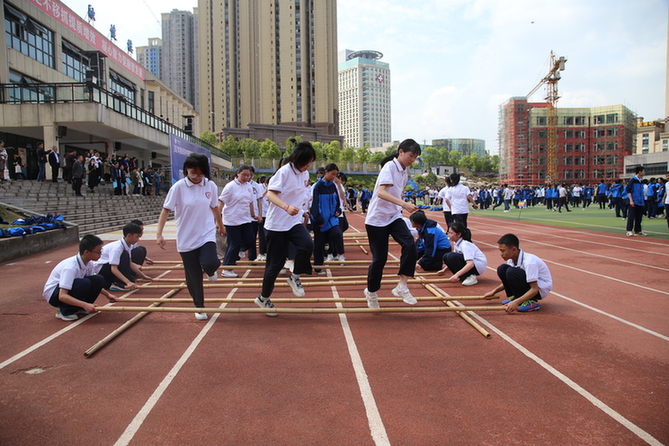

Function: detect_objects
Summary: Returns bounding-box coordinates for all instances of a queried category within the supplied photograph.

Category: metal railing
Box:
[0,81,229,161]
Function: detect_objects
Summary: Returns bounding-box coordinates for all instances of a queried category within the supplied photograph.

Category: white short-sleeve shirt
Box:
[365,158,408,227]
[162,177,218,252]
[437,186,450,212]
[43,254,98,301]
[95,238,132,268]
[219,178,254,226]
[453,238,488,275]
[265,163,311,232]
[507,250,553,298]
[446,184,472,215]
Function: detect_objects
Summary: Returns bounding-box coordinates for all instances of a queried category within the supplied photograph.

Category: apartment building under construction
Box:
[498,98,636,185]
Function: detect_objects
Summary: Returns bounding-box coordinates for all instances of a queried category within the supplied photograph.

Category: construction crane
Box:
[527,51,567,183]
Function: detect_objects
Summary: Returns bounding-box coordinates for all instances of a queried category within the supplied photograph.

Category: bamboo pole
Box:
[135,277,452,289]
[96,305,506,314]
[355,239,369,254]
[138,272,440,282]
[115,295,496,303]
[84,286,183,357]
[419,278,493,339]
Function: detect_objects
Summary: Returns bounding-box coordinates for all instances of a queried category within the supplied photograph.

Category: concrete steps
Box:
[0,180,170,236]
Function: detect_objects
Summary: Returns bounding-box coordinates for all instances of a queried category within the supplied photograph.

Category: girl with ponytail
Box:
[437,221,487,286]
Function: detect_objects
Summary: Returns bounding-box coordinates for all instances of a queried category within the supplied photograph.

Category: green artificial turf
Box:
[470,204,669,240]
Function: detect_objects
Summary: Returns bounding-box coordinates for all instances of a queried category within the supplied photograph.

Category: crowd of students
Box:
[45,141,556,323]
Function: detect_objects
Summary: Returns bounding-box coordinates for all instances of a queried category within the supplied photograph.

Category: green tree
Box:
[259,139,282,159]
[312,141,324,163]
[220,135,240,156]
[413,174,426,188]
[446,150,462,167]
[341,146,356,163]
[285,136,303,153]
[355,144,372,163]
[199,131,218,146]
[324,141,341,162]
[239,138,261,158]
[424,171,438,187]
[421,146,442,169]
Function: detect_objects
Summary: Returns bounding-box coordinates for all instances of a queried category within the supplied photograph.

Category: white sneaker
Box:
[364,288,380,309]
[287,274,305,297]
[392,286,417,305]
[336,254,346,262]
[239,251,247,259]
[461,275,478,286]
[257,254,267,261]
[207,272,218,282]
[195,312,208,320]
[254,296,278,317]
[56,310,78,321]
[626,231,634,237]
[325,254,335,262]
[221,270,238,278]
[284,260,294,273]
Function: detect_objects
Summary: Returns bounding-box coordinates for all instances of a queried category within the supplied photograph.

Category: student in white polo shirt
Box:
[156,153,224,321]
[255,140,316,316]
[483,233,553,313]
[96,222,152,291]
[217,164,260,277]
[437,222,487,286]
[43,234,117,321]
[364,138,421,309]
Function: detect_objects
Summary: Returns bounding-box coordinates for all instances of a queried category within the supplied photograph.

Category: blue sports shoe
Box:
[502,299,513,305]
[518,300,541,312]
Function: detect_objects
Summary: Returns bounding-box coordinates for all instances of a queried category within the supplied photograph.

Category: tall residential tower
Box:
[161,9,199,111]
[198,0,339,139]
[338,49,391,149]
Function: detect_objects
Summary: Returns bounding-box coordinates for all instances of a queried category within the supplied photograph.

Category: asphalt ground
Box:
[1,210,667,446]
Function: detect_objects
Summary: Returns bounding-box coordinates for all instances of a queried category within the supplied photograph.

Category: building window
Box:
[575,116,586,125]
[563,129,574,138]
[593,129,605,138]
[576,143,586,152]
[641,133,649,154]
[563,116,574,125]
[593,169,604,179]
[564,156,573,165]
[593,155,605,165]
[594,142,604,151]
[537,130,546,139]
[109,71,136,103]
[61,40,90,81]
[538,157,546,165]
[564,170,573,179]
[663,140,668,152]
[4,4,54,68]
[593,115,604,124]
[607,127,619,137]
[606,142,618,151]
[606,114,618,123]
[606,155,618,164]
[575,170,585,179]
[575,156,585,166]
[564,143,573,152]
[606,169,618,178]
[537,116,547,125]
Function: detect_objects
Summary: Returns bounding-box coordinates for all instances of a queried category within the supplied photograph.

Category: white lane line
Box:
[550,290,669,342]
[329,270,390,446]
[0,270,172,371]
[473,227,669,273]
[466,310,664,446]
[114,272,247,446]
[472,220,669,257]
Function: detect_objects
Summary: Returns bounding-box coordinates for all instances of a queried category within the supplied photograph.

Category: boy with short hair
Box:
[410,210,451,271]
[43,235,117,321]
[96,223,152,291]
[483,233,553,313]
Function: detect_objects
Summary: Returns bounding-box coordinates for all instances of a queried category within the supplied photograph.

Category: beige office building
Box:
[198,0,339,141]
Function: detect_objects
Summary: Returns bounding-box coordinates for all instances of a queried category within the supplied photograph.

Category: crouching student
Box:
[96,222,153,291]
[410,210,451,271]
[483,233,553,313]
[437,222,487,286]
[43,234,117,321]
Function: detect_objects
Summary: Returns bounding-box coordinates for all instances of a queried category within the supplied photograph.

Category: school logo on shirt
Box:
[304,180,309,187]
[205,192,212,199]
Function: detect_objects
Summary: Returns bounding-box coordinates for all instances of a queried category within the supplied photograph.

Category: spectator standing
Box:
[72,155,85,196]
[36,142,47,182]
[626,166,646,236]
[48,146,60,182]
[64,150,76,184]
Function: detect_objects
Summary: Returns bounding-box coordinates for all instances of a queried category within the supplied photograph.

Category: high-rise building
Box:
[136,38,162,78]
[161,9,199,111]
[431,138,486,157]
[198,0,339,141]
[498,98,636,184]
[338,49,391,149]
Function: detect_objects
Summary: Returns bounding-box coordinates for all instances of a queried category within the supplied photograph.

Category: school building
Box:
[0,0,229,179]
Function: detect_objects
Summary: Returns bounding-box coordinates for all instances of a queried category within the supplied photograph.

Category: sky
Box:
[65,0,668,154]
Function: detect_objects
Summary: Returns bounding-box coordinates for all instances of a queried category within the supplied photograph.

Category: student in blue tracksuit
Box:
[582,184,593,209]
[410,210,451,271]
[311,163,344,274]
[626,166,646,236]
[610,179,625,218]
[596,179,608,209]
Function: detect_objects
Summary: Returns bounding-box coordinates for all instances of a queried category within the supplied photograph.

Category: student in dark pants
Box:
[625,166,646,237]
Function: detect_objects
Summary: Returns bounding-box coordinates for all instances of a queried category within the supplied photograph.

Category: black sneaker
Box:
[254,296,278,317]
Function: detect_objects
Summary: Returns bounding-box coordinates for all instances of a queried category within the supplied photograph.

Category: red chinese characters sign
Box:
[27,0,146,81]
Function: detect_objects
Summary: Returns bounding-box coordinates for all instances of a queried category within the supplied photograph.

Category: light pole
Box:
[210,111,216,133]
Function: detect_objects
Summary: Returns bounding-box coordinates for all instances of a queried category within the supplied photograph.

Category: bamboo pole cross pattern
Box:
[96,305,506,315]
